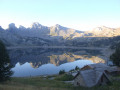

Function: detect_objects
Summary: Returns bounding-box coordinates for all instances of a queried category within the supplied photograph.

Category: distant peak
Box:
[31,22,42,26]
[54,24,63,28]
[97,26,109,29]
[93,26,109,31]
[9,23,16,27]
[19,25,26,29]
[0,26,4,31]
[0,26,2,29]
[31,22,43,29]
[8,23,17,29]
[55,24,61,27]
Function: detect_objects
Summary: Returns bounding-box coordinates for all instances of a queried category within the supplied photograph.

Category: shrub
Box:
[59,70,65,75]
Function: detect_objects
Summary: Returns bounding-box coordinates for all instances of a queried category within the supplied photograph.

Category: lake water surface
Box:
[8,47,106,77]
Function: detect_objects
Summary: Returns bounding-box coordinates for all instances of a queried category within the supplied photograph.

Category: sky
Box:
[0,0,120,30]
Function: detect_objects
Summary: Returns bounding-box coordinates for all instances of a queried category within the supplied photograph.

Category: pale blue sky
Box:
[0,0,120,30]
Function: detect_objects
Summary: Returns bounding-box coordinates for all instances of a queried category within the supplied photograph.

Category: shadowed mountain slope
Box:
[0,22,120,47]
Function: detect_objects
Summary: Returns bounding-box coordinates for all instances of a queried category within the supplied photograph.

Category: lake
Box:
[7,47,107,77]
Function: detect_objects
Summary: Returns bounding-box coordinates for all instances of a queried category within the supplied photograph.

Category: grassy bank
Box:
[0,77,73,90]
[0,76,120,90]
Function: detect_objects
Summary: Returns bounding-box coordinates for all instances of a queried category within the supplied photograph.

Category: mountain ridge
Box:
[0,22,120,47]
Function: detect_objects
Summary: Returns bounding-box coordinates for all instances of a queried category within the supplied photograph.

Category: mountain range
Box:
[0,22,120,47]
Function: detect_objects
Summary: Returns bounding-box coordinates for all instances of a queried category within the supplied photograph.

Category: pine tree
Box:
[75,66,79,70]
[110,47,120,66]
[0,41,13,82]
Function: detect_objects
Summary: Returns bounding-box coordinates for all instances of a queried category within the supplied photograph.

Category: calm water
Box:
[8,48,106,77]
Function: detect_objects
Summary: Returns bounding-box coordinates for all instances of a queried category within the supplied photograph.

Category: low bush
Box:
[59,70,65,75]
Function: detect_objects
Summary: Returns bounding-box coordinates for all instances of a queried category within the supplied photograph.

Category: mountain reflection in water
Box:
[8,48,106,77]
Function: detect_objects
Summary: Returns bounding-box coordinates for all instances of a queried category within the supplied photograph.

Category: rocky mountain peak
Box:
[52,24,69,31]
[94,26,114,31]
[19,25,26,30]
[55,24,61,27]
[0,26,4,31]
[31,22,43,29]
[8,23,17,31]
[9,23,16,28]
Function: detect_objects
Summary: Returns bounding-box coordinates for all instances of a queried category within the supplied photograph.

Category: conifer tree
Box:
[0,41,13,82]
[110,47,120,66]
